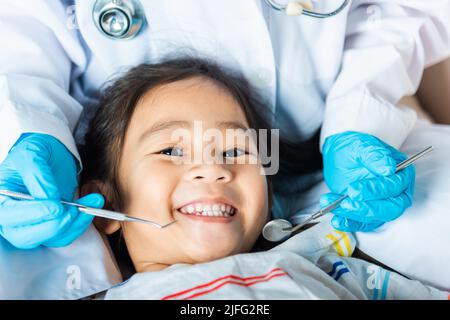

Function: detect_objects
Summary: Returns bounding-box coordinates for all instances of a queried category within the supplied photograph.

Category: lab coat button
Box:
[253,68,273,86]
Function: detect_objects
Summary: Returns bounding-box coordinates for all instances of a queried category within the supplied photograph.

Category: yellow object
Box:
[299,0,314,10]
[326,230,353,257]
[285,1,314,16]
[286,2,304,16]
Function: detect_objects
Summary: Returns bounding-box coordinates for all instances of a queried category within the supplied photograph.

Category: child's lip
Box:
[175,210,236,223]
[176,197,238,218]
[177,197,237,210]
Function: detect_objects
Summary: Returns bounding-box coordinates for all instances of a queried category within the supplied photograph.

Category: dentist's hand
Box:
[0,133,104,249]
[320,131,415,232]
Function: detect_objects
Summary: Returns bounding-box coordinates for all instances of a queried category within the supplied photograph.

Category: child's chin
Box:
[190,242,241,263]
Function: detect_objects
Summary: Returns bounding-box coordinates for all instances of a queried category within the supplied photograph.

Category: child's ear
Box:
[79,180,121,235]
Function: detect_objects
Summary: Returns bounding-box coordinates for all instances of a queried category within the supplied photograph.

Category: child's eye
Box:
[223,148,248,158]
[159,147,183,157]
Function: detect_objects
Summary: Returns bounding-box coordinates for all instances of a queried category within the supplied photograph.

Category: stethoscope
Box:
[93,0,351,40]
[265,0,351,18]
[93,0,146,40]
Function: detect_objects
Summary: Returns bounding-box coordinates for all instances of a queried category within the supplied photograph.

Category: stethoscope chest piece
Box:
[93,0,146,40]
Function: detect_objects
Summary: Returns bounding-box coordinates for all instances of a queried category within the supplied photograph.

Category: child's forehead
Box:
[140,76,233,103]
[138,119,251,142]
[132,78,249,126]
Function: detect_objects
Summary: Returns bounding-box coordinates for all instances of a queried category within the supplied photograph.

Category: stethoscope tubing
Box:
[264,0,351,18]
[93,0,352,40]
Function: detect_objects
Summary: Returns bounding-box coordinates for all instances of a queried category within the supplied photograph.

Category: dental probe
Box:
[0,190,177,229]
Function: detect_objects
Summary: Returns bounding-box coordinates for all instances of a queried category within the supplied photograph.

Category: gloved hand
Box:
[0,133,104,249]
[320,131,415,232]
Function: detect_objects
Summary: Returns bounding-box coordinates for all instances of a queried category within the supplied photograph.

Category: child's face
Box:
[101,77,270,272]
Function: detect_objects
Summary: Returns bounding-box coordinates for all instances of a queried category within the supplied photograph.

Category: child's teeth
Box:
[179,202,236,217]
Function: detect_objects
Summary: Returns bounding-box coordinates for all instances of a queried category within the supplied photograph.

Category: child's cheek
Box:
[237,166,269,230]
[126,159,181,218]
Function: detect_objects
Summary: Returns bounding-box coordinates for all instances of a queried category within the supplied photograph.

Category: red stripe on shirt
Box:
[161,267,287,300]
[181,272,288,300]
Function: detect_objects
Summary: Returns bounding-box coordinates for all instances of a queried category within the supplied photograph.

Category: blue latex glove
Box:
[321,131,415,232]
[0,133,104,249]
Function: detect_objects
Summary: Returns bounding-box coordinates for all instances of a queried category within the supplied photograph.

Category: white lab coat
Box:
[0,0,449,165]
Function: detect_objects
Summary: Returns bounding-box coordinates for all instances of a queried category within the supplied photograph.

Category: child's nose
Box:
[184,164,233,184]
